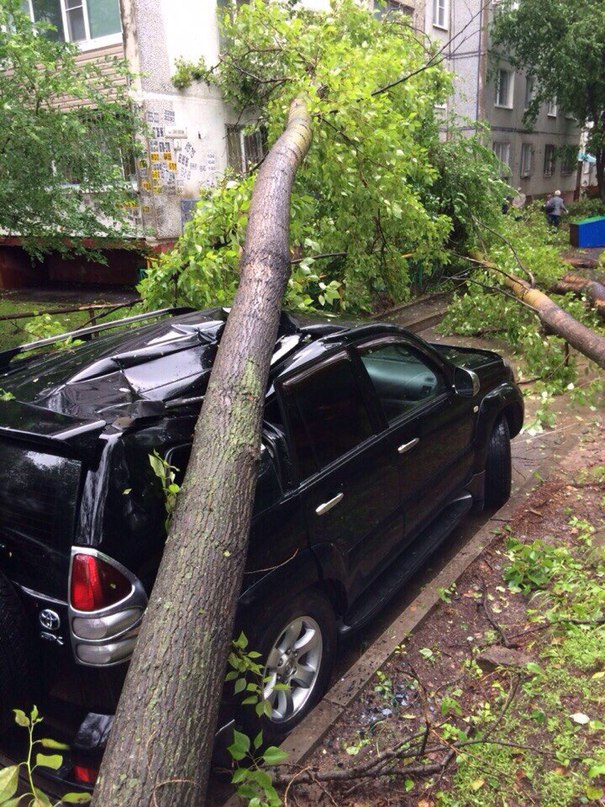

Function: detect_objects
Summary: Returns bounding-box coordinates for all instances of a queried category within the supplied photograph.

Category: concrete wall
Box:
[424,0,485,127]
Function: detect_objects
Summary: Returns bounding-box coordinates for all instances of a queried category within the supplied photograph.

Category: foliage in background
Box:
[140,0,508,314]
[491,0,605,201]
[0,0,143,258]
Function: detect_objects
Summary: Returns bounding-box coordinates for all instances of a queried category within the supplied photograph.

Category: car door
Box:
[355,338,475,540]
[277,350,403,602]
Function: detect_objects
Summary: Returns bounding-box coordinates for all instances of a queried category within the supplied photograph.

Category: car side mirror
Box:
[454,367,480,398]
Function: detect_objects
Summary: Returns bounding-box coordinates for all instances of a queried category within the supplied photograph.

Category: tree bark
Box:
[552,273,605,321]
[499,271,605,369]
[90,98,312,807]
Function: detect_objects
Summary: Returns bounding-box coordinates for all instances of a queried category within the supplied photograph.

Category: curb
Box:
[221,423,583,806]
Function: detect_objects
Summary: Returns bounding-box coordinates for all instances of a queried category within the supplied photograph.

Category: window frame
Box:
[520,143,533,177]
[432,0,448,30]
[226,124,267,175]
[546,99,558,118]
[543,144,556,177]
[23,0,122,49]
[495,69,514,109]
[492,141,512,175]
[524,76,535,111]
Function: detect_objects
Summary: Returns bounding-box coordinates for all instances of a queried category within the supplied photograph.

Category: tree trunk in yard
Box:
[499,271,605,369]
[90,98,312,807]
[552,273,605,321]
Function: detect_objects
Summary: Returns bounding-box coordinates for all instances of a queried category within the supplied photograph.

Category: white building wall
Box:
[122,0,237,242]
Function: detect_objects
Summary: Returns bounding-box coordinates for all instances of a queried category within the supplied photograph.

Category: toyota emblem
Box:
[39,609,61,631]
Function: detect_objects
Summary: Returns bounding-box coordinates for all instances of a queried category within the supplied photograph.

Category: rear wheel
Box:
[485,417,512,508]
[0,572,37,732]
[238,589,336,745]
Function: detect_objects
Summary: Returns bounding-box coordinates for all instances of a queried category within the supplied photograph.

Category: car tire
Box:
[0,572,38,732]
[237,589,336,746]
[485,416,512,508]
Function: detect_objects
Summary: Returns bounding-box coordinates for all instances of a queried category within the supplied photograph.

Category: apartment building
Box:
[20,0,587,248]
[489,61,579,200]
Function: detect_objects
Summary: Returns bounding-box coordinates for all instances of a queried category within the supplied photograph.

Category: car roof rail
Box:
[0,307,195,368]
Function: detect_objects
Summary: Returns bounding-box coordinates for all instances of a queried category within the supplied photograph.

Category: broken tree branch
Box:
[552,273,605,321]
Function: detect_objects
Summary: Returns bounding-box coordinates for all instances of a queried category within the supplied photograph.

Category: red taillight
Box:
[70,554,132,612]
[73,764,98,784]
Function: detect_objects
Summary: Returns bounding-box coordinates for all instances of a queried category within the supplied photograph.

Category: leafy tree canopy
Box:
[0,0,143,256]
[491,0,605,199]
[141,0,508,314]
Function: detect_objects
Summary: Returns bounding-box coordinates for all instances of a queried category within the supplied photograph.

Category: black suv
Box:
[0,307,522,785]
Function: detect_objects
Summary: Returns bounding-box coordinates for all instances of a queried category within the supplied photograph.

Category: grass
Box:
[437,488,605,807]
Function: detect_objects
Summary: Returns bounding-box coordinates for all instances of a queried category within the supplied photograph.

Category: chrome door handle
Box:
[315,492,344,516]
[398,437,419,455]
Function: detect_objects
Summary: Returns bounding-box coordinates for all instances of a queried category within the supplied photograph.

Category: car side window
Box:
[358,342,447,425]
[282,355,373,479]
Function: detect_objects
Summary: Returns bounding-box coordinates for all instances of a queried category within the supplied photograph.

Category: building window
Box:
[24,0,121,45]
[226,125,267,174]
[547,99,558,117]
[433,0,447,29]
[374,0,414,18]
[493,142,511,175]
[495,69,514,108]
[543,144,556,177]
[524,76,535,110]
[520,143,533,177]
[560,148,576,176]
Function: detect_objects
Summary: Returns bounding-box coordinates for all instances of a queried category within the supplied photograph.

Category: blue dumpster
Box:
[569,216,605,248]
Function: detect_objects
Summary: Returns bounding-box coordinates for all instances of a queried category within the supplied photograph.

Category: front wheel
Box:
[239,589,336,745]
[484,417,512,508]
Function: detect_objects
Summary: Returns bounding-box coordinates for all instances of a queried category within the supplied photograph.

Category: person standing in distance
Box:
[545,189,568,227]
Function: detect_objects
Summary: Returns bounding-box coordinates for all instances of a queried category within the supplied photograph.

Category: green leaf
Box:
[231,768,249,784]
[39,738,70,750]
[227,729,250,761]
[0,765,19,802]
[234,678,246,695]
[13,710,29,728]
[585,785,603,801]
[61,793,93,803]
[35,753,63,770]
[262,747,288,766]
[235,632,248,650]
[32,789,52,807]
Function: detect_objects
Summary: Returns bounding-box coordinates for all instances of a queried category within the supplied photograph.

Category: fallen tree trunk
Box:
[552,273,605,321]
[91,98,312,807]
[499,271,605,370]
